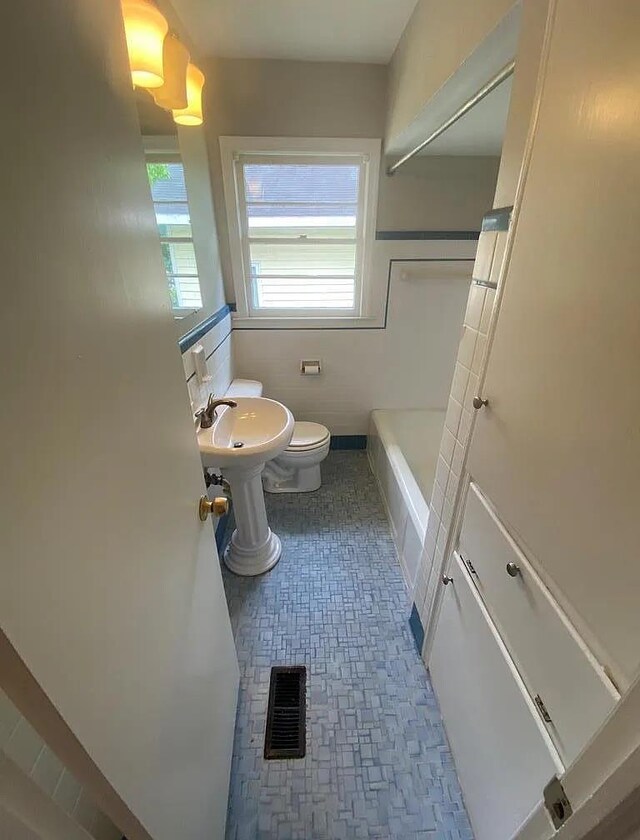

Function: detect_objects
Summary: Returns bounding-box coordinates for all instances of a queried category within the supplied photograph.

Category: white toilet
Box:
[225,378,331,493]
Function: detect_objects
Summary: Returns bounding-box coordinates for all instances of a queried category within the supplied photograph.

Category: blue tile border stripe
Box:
[409,603,425,654]
[376,230,480,241]
[330,435,367,450]
[178,304,231,353]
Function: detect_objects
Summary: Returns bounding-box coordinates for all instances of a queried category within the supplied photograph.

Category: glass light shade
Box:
[121,0,168,89]
[173,64,205,126]
[152,35,189,110]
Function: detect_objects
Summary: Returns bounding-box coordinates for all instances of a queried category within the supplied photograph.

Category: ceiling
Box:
[168,0,419,63]
[419,77,513,156]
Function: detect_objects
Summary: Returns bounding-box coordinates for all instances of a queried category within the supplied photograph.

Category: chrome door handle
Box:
[472,396,489,410]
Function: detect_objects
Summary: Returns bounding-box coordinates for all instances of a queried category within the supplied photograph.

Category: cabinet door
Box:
[467,0,640,688]
[430,553,561,840]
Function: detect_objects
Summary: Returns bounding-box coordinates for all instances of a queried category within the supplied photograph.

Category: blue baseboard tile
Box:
[409,603,425,654]
[329,435,367,450]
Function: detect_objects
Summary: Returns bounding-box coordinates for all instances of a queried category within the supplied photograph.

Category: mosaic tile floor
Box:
[223,451,473,840]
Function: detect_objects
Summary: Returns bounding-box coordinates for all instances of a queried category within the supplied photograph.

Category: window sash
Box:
[233,154,367,317]
[146,160,202,311]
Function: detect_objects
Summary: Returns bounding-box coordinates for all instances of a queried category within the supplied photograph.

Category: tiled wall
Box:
[0,689,121,840]
[412,225,509,631]
[181,309,233,415]
[232,239,477,434]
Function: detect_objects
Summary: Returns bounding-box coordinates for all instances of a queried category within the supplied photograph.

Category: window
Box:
[146,160,203,313]
[220,138,380,325]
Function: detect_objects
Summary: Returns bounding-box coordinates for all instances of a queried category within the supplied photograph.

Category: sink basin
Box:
[198,397,294,470]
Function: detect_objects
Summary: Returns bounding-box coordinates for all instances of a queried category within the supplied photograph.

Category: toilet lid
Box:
[286,421,330,451]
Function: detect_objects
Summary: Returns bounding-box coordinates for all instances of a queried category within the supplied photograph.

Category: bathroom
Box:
[1,2,639,840]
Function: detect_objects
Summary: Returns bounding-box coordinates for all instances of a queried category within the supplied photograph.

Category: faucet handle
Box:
[206,392,216,410]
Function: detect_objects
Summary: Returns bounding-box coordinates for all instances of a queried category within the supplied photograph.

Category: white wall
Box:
[386,0,515,144]
[233,243,476,434]
[181,312,234,416]
[0,691,120,840]
[199,57,498,434]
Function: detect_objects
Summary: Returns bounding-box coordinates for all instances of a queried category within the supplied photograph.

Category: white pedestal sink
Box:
[198,397,294,576]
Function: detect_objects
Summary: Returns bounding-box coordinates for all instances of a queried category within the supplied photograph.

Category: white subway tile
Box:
[436,523,448,557]
[457,408,473,448]
[479,288,496,335]
[0,690,20,748]
[464,371,479,412]
[430,480,445,520]
[434,457,450,496]
[4,718,44,774]
[457,326,477,370]
[73,789,98,833]
[471,332,488,374]
[464,284,486,331]
[53,770,82,814]
[440,427,456,466]
[445,470,460,504]
[31,747,64,796]
[450,363,470,405]
[444,396,463,438]
[442,495,455,530]
[451,441,465,479]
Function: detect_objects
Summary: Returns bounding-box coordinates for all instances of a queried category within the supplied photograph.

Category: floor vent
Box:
[264,666,306,759]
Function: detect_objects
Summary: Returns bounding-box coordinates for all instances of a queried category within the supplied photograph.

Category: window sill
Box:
[231,313,383,330]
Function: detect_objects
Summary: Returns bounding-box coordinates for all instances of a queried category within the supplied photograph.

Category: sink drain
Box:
[233,441,244,448]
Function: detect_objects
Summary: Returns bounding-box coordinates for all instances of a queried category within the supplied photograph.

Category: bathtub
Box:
[368,409,445,592]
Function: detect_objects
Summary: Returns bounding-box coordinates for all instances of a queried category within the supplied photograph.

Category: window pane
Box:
[249,241,356,310]
[146,161,203,312]
[243,163,359,205]
[158,224,192,239]
[246,203,357,239]
[171,276,203,309]
[148,163,189,202]
[249,242,356,277]
[161,241,198,276]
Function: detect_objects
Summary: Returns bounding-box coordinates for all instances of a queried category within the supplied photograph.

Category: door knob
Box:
[442,574,453,586]
[199,495,229,521]
[506,562,521,578]
[472,396,489,410]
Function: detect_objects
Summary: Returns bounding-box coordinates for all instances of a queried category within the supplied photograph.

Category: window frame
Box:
[145,148,203,318]
[220,137,381,328]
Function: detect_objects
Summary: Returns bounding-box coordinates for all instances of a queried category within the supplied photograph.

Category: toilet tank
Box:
[225,378,263,398]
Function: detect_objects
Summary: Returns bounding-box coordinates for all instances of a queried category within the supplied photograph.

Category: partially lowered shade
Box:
[173,64,205,126]
[121,0,168,89]
[152,35,189,110]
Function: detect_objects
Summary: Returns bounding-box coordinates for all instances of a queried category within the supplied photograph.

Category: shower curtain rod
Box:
[386,60,516,176]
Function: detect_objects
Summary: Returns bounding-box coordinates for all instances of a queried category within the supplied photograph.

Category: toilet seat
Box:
[285,421,330,453]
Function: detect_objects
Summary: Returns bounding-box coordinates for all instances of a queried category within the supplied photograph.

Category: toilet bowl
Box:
[262,421,331,493]
[221,379,331,493]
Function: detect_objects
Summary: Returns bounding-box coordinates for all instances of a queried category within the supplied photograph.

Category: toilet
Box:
[225,378,331,493]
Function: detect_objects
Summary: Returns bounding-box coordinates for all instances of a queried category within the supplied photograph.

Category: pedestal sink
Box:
[198,397,294,576]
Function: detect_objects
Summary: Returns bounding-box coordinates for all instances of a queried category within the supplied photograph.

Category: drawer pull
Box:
[472,396,489,410]
[442,574,454,586]
[506,562,521,577]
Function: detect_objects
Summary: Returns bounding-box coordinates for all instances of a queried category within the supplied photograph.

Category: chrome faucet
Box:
[196,394,238,429]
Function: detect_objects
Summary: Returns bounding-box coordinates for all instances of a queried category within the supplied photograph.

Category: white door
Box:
[430,553,561,840]
[0,3,239,840]
[467,0,640,691]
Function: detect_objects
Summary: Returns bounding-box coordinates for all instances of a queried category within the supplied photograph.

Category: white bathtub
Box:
[368,409,445,592]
